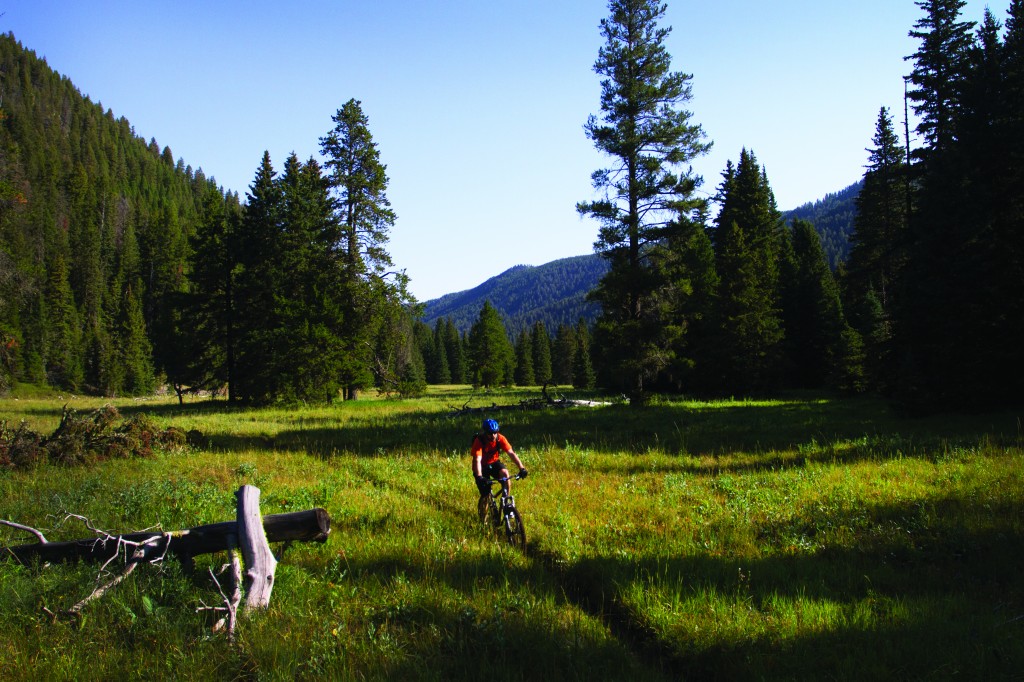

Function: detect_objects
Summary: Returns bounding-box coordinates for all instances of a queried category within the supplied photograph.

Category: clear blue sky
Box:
[3,0,1010,301]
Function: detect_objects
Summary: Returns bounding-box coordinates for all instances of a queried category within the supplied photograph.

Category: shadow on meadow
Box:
[543,491,1024,678]
[291,488,1023,680]
[164,396,1024,477]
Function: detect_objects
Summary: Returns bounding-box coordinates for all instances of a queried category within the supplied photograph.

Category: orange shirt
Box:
[471,433,512,466]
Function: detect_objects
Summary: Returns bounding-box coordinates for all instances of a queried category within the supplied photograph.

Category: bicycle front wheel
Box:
[503,506,526,550]
[479,496,497,527]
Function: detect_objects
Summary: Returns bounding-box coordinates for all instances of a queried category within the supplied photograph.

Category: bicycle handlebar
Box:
[485,471,528,485]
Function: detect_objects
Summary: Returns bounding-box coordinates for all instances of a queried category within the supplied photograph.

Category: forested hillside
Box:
[421,254,607,336]
[0,33,411,403]
[424,186,862,342]
[783,180,861,269]
[0,33,216,396]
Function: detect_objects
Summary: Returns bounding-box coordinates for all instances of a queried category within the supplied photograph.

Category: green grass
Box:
[1,387,1022,680]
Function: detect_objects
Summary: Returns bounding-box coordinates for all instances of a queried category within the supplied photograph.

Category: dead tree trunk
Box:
[235,485,276,610]
[2,507,330,566]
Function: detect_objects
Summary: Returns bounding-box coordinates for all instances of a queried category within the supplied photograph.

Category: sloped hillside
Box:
[783,180,861,269]
[421,254,608,335]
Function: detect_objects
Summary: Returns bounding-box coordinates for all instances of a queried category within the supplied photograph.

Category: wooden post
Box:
[235,485,277,610]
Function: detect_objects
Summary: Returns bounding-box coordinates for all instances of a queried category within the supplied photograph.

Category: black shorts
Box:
[481,461,508,479]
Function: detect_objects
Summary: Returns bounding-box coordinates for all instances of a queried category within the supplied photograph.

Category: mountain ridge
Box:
[422,181,861,335]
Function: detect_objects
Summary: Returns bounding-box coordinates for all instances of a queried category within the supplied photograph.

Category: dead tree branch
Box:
[0,519,48,544]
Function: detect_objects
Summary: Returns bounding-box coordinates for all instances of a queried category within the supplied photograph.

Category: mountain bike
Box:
[478,471,527,550]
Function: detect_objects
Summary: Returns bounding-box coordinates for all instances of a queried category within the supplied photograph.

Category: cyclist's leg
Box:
[496,462,511,497]
[478,492,490,524]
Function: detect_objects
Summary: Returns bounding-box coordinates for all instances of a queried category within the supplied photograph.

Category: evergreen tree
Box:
[894,0,1024,409]
[845,107,908,389]
[441,317,466,384]
[413,320,440,384]
[663,212,720,393]
[552,323,576,386]
[178,183,241,400]
[276,154,347,402]
[467,301,514,388]
[513,330,536,386]
[43,254,83,389]
[572,318,597,390]
[710,150,786,393]
[530,321,553,385]
[431,320,452,384]
[578,0,711,402]
[780,220,851,389]
[232,151,284,403]
[320,99,409,399]
[118,283,155,394]
[906,0,977,155]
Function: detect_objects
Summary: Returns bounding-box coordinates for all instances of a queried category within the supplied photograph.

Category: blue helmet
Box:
[482,419,500,433]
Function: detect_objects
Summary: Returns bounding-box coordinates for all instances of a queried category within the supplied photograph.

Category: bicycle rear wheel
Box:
[503,506,526,550]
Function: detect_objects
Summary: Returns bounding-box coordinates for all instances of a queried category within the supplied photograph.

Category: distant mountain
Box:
[422,182,863,336]
[421,254,608,336]
[782,180,862,270]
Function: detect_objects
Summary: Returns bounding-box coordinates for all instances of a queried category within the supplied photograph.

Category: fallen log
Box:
[447,383,613,417]
[1,507,330,566]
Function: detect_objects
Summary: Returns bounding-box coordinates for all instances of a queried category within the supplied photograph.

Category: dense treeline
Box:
[0,34,412,403]
[4,0,1021,412]
[0,33,207,396]
[569,0,1023,411]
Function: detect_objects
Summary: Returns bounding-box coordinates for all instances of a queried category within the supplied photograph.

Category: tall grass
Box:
[1,387,1022,679]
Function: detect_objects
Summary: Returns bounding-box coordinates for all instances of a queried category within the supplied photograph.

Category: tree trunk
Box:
[235,485,277,609]
[2,508,330,566]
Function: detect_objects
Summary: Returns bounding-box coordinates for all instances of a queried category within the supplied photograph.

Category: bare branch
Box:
[0,519,48,544]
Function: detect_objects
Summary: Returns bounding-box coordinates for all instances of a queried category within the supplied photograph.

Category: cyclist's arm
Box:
[472,454,483,478]
[506,449,525,472]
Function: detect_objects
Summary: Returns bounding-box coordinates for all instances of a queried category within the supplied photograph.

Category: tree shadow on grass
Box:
[197,397,1024,482]
[541,493,1024,679]
[296,490,1023,680]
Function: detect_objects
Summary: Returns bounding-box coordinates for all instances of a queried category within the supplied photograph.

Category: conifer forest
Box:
[2,0,1023,413]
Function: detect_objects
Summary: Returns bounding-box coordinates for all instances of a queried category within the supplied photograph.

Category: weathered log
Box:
[1,507,330,566]
[235,485,276,610]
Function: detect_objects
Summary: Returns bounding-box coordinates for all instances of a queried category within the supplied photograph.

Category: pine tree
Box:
[894,0,1022,409]
[431,320,452,384]
[710,150,786,393]
[179,182,241,400]
[118,282,155,394]
[441,318,465,384]
[844,108,908,391]
[572,319,597,390]
[907,0,977,155]
[530,321,553,385]
[233,151,284,403]
[467,301,514,388]
[552,323,576,386]
[578,0,711,402]
[320,100,409,399]
[43,254,83,389]
[780,220,851,389]
[513,330,536,386]
[276,154,347,402]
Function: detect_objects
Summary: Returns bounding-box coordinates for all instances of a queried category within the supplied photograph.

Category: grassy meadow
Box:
[1,385,1022,680]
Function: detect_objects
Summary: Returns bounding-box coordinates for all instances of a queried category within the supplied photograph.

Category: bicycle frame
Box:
[478,473,527,549]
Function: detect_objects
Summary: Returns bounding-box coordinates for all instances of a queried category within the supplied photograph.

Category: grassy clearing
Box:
[1,386,1022,680]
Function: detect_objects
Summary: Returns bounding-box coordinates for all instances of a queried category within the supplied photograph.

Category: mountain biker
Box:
[471,419,528,510]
